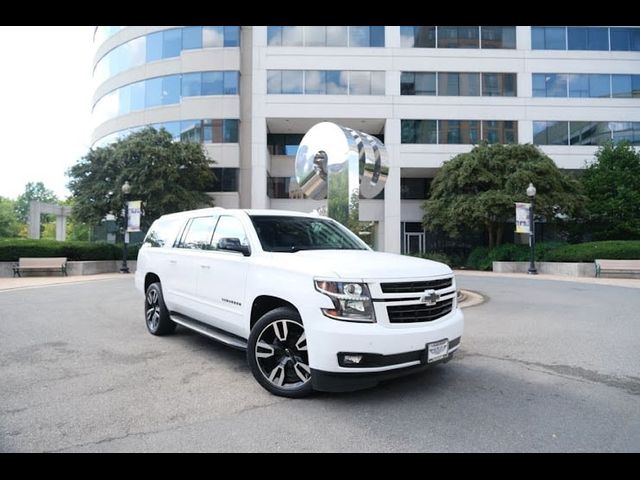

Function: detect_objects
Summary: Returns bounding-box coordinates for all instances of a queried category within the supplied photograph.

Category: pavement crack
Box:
[464,352,640,395]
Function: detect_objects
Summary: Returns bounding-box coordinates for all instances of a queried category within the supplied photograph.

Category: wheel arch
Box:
[145,272,161,291]
[250,295,301,330]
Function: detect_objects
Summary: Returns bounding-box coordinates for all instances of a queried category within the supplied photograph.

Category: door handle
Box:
[200,265,210,269]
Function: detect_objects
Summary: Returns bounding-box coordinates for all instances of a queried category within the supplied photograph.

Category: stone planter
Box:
[492,261,595,277]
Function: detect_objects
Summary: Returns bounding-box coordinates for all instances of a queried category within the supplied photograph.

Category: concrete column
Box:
[28,201,41,239]
[383,119,401,254]
[56,214,66,241]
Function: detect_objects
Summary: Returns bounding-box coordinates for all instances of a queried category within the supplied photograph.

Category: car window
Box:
[143,216,186,248]
[211,216,249,250]
[178,216,217,250]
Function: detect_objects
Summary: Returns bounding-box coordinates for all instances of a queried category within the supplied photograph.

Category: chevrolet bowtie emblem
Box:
[420,289,440,306]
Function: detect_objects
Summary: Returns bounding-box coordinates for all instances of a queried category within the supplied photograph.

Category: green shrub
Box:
[413,251,452,265]
[466,246,491,270]
[0,239,142,262]
[545,240,640,262]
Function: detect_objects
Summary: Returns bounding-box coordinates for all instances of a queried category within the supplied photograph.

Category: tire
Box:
[247,307,313,398]
[144,282,176,336]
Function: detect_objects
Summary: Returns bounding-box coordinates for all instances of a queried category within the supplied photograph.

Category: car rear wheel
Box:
[145,282,176,336]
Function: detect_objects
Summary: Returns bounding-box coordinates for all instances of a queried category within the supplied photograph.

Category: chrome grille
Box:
[387,298,454,323]
[381,277,453,294]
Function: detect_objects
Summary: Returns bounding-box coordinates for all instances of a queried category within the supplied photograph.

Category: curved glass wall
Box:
[94,26,125,44]
[93,118,239,148]
[94,26,240,85]
[267,26,384,47]
[92,71,240,127]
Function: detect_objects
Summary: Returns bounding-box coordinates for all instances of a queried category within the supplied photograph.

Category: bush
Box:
[466,241,569,270]
[0,239,141,262]
[412,251,452,265]
[545,240,640,262]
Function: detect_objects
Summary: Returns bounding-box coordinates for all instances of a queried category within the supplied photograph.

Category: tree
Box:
[581,142,640,240]
[423,143,585,248]
[0,196,21,238]
[67,127,215,232]
[14,181,58,223]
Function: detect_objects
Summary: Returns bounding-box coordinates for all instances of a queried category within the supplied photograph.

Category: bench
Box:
[595,259,640,278]
[12,257,68,277]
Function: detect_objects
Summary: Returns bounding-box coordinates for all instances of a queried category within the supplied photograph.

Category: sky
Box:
[0,26,95,200]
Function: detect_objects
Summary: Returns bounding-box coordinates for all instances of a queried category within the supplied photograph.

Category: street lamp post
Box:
[526,182,537,275]
[120,181,131,274]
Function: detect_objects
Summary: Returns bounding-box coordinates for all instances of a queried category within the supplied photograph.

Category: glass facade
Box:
[93,119,239,148]
[532,27,640,51]
[267,70,385,95]
[94,26,125,44]
[400,178,432,199]
[534,121,640,146]
[94,26,240,84]
[402,72,516,97]
[533,73,640,98]
[401,26,515,49]
[401,120,518,145]
[267,26,384,47]
[93,72,240,126]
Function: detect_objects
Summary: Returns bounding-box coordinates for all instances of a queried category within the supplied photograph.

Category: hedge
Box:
[544,240,640,262]
[0,239,140,262]
[466,240,640,270]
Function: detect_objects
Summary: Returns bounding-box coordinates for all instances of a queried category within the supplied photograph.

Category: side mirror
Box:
[217,237,251,256]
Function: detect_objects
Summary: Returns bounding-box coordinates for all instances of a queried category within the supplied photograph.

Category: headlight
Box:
[314,280,376,323]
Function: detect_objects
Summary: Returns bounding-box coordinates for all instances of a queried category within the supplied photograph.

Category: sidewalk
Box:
[455,269,640,289]
[0,273,131,292]
[1,269,638,293]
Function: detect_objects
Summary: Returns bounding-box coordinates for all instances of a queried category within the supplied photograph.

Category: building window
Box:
[531,27,567,50]
[267,70,384,95]
[610,28,640,51]
[482,121,517,144]
[439,120,480,144]
[482,73,516,96]
[532,73,568,97]
[267,177,294,198]
[267,26,384,47]
[267,134,305,155]
[401,178,432,200]
[568,74,610,98]
[438,72,480,96]
[400,26,436,48]
[401,72,437,95]
[208,168,239,192]
[481,26,516,49]
[612,75,640,98]
[533,121,569,145]
[569,122,612,146]
[610,122,640,145]
[401,120,437,144]
[438,26,479,48]
[567,27,609,51]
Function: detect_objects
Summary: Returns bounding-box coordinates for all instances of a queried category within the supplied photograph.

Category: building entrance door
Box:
[404,232,425,255]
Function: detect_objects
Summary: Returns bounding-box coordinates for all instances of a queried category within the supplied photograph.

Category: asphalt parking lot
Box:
[1,275,639,452]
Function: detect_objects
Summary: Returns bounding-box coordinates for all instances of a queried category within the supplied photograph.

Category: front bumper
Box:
[305,307,464,373]
[311,347,458,392]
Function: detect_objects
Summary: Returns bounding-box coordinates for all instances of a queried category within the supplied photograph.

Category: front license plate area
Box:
[426,339,449,363]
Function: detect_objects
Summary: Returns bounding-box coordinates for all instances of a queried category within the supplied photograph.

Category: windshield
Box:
[249,215,369,252]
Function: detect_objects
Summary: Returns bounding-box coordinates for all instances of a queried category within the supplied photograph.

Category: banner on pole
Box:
[515,202,531,234]
[127,200,142,232]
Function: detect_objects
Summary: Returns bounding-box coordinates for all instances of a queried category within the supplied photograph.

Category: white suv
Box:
[135,207,464,397]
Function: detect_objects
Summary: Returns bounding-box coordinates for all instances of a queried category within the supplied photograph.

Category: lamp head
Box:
[526,182,536,197]
[121,181,132,195]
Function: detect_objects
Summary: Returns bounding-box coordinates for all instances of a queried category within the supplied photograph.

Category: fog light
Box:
[343,354,363,365]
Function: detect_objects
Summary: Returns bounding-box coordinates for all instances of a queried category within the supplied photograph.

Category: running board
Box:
[169,313,247,350]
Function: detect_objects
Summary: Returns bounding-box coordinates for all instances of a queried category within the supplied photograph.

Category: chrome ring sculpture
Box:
[294,122,389,227]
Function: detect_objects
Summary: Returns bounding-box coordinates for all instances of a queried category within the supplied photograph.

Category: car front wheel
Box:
[247,307,312,398]
[145,282,176,336]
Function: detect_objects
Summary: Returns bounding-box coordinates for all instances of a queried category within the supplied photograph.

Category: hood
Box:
[267,250,452,280]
